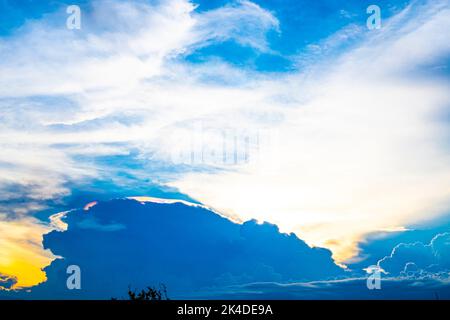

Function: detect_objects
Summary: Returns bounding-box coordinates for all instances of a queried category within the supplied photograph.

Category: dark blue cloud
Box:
[3,198,449,300]
[25,198,344,299]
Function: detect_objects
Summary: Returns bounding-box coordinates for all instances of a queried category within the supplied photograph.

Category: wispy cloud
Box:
[0,0,280,286]
[378,232,450,275]
[170,0,450,261]
[208,276,450,299]
[0,0,449,289]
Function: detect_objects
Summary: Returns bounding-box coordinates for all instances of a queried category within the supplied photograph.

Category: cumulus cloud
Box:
[0,0,279,284]
[0,0,450,285]
[22,198,344,299]
[378,232,450,275]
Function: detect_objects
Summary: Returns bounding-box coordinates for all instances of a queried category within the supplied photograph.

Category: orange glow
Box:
[0,217,56,289]
[83,201,98,211]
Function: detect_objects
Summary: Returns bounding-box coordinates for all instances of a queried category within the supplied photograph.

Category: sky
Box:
[0,0,450,298]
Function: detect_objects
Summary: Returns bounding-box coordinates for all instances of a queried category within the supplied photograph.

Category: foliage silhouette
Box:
[126,284,169,301]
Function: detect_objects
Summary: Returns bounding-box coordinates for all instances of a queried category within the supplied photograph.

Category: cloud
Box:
[168,0,450,262]
[355,216,450,266]
[0,0,450,286]
[207,276,450,299]
[0,0,279,285]
[0,273,17,290]
[0,0,280,211]
[0,217,56,288]
[378,232,450,275]
[0,0,278,97]
[193,0,280,51]
[25,198,344,299]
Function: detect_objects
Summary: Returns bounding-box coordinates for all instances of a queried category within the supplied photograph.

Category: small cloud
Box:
[339,9,355,19]
[0,273,18,290]
[83,201,98,211]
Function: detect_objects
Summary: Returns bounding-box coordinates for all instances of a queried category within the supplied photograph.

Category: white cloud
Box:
[168,0,450,261]
[0,0,278,202]
[0,0,281,287]
[0,0,449,269]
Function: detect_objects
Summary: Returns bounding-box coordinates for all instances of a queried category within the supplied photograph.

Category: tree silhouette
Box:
[126,284,169,301]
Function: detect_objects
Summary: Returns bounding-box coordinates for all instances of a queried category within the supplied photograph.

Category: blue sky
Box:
[0,0,410,72]
[0,0,449,298]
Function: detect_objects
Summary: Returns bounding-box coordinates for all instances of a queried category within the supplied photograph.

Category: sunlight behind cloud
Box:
[0,217,55,289]
[0,0,449,289]
[168,1,450,262]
